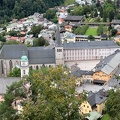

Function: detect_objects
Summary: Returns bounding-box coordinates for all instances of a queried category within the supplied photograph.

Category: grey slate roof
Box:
[95,50,120,75]
[63,41,119,49]
[64,15,84,21]
[28,47,55,64]
[0,44,28,59]
[71,65,93,77]
[55,26,62,47]
[0,77,20,94]
[111,19,120,24]
[88,89,108,107]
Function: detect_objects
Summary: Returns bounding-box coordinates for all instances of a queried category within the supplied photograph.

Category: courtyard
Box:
[65,60,100,70]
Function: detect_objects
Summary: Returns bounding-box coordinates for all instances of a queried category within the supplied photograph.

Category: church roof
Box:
[63,41,119,49]
[0,44,28,59]
[27,47,55,64]
[0,45,55,64]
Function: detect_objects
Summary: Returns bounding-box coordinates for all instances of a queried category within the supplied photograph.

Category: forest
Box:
[0,0,64,24]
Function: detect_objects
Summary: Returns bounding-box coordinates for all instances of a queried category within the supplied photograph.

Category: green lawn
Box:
[85,27,98,36]
[101,114,111,120]
[63,0,75,5]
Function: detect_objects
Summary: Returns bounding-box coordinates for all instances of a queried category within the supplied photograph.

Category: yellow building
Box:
[93,50,120,84]
[80,89,108,115]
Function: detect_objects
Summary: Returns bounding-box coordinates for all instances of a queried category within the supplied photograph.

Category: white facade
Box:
[20,55,29,78]
[64,48,119,61]
[55,46,64,65]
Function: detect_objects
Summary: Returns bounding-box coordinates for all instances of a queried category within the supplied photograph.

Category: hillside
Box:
[0,0,64,24]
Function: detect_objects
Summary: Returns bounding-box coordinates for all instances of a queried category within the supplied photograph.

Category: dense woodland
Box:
[0,0,64,24]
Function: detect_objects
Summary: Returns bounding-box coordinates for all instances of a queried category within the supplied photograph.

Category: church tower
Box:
[55,26,64,65]
[20,53,29,78]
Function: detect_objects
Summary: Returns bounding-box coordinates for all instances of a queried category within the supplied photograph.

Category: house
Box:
[61,32,76,43]
[111,19,120,26]
[64,25,73,32]
[80,89,108,114]
[75,35,101,41]
[93,50,120,84]
[58,12,67,24]
[64,15,84,23]
[71,65,93,86]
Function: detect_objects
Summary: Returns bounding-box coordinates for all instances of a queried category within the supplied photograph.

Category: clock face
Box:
[21,61,28,66]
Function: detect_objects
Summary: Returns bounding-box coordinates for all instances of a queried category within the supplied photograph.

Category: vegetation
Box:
[33,37,49,47]
[87,35,95,41]
[80,25,89,35]
[85,27,97,36]
[28,25,43,37]
[101,114,110,120]
[0,0,64,24]
[105,89,120,119]
[73,27,81,35]
[43,9,58,23]
[8,67,20,77]
[97,25,104,35]
[0,66,86,119]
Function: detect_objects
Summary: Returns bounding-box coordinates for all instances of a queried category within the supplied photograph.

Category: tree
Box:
[33,37,49,47]
[8,67,20,77]
[29,25,43,37]
[108,10,115,22]
[0,66,85,119]
[73,27,81,35]
[111,29,117,36]
[88,35,95,41]
[105,89,120,119]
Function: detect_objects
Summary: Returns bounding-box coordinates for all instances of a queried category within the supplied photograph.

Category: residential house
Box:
[111,19,120,26]
[64,15,84,23]
[93,50,120,84]
[80,89,108,114]
[64,25,73,32]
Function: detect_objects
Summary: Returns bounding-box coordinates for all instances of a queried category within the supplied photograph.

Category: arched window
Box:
[30,66,32,70]
[36,65,39,70]
[1,60,4,74]
[9,60,13,71]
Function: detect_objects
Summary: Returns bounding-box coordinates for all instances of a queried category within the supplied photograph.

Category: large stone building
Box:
[0,27,120,77]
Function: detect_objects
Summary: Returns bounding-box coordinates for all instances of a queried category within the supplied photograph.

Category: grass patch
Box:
[85,27,98,36]
[101,114,111,120]
[63,0,75,5]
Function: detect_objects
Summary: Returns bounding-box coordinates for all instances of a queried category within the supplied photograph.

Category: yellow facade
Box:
[80,101,92,114]
[93,71,112,82]
[96,102,105,114]
[80,101,105,114]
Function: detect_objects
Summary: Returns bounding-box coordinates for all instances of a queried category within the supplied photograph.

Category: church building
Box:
[0,27,120,77]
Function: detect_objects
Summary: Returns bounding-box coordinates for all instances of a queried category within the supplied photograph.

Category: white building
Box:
[0,27,120,77]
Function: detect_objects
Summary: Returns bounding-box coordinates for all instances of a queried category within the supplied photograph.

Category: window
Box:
[23,70,25,74]
[87,106,89,108]
[9,60,13,71]
[36,65,39,70]
[1,60,4,74]
[57,49,62,52]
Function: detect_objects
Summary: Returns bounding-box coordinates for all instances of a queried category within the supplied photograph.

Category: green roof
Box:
[86,111,102,120]
[21,55,28,61]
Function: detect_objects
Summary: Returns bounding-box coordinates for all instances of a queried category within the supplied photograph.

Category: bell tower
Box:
[55,26,64,65]
[20,52,29,78]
